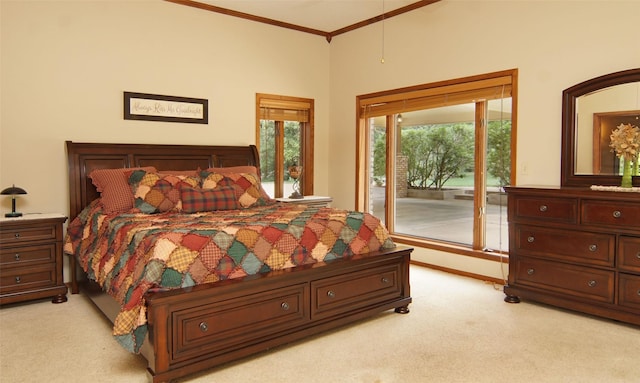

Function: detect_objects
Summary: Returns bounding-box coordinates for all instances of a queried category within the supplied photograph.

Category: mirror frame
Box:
[561,68,640,187]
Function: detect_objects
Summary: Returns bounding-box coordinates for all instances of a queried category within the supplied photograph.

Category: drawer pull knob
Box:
[588,244,597,252]
[14,253,20,261]
[381,277,389,284]
[612,210,622,218]
[587,280,597,288]
[14,233,20,238]
[637,290,640,296]
[281,302,290,311]
[327,290,336,298]
[15,276,21,283]
[527,268,534,275]
[539,205,548,212]
[199,322,208,332]
[636,252,640,259]
[527,236,535,243]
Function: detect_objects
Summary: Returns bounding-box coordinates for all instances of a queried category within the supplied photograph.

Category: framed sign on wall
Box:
[124,92,208,124]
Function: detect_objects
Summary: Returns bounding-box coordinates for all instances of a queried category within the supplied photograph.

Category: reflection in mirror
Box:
[561,68,640,187]
[575,83,640,175]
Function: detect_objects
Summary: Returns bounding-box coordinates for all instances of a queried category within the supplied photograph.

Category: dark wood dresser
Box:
[0,213,68,304]
[504,186,640,325]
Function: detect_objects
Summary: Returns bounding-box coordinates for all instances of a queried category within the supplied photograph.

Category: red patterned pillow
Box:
[89,166,157,213]
[180,185,240,213]
[200,171,273,208]
[127,170,200,213]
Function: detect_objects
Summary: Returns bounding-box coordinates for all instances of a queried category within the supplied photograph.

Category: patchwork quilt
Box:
[64,200,395,353]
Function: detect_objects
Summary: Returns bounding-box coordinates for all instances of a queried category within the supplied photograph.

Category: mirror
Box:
[561,68,640,187]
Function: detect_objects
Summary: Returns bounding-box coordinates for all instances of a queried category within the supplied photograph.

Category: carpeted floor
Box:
[1,265,638,383]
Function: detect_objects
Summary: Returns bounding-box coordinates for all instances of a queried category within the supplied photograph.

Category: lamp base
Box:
[288,191,303,199]
[5,212,22,218]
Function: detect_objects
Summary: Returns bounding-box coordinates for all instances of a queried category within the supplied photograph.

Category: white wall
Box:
[0,0,331,216]
[328,0,640,278]
[2,0,639,282]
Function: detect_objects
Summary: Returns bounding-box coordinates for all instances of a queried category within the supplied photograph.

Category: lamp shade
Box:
[1,185,27,195]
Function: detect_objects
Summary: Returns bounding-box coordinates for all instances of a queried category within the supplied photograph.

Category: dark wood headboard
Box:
[66,141,260,221]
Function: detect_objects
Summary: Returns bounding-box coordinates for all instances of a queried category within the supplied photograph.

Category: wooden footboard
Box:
[144,246,412,383]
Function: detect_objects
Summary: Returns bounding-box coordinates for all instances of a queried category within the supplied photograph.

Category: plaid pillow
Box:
[127,170,200,213]
[200,171,273,208]
[89,166,157,213]
[180,185,240,213]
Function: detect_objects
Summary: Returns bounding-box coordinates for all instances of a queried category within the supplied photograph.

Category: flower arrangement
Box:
[609,122,639,162]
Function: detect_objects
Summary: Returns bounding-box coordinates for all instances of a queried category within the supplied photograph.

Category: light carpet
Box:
[1,265,638,383]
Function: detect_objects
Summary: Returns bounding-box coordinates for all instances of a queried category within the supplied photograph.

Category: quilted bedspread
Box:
[64,200,395,353]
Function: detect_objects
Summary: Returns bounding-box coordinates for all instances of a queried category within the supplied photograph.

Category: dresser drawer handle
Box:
[637,290,640,296]
[636,252,640,259]
[588,244,597,252]
[612,210,622,218]
[527,236,535,243]
[281,302,290,311]
[327,290,336,298]
[15,276,21,283]
[381,277,389,284]
[527,268,534,275]
[14,253,20,261]
[587,280,597,288]
[199,322,208,332]
[539,205,548,212]
[14,233,21,238]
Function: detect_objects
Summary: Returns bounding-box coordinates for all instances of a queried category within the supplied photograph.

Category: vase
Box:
[621,158,633,188]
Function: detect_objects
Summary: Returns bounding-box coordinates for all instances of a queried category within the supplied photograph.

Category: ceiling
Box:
[168,0,440,40]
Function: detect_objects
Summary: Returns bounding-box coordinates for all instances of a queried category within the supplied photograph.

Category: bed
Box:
[64,141,412,383]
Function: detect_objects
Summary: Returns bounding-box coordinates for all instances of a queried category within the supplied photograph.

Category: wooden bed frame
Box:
[66,141,412,383]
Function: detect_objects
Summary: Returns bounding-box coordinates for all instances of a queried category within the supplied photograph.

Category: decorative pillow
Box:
[180,185,240,213]
[127,170,200,213]
[206,166,260,178]
[89,166,157,213]
[200,171,273,208]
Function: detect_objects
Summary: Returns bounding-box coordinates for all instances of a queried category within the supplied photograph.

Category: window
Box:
[256,93,314,198]
[356,70,517,260]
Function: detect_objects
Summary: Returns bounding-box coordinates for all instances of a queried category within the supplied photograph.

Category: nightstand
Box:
[276,195,333,208]
[0,213,68,304]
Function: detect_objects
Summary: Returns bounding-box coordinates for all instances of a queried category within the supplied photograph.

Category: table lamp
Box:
[1,184,27,217]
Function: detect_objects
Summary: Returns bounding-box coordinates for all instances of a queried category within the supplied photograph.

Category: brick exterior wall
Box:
[396,155,408,198]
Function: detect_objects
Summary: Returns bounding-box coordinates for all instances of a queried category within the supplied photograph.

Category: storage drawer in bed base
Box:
[143,246,412,383]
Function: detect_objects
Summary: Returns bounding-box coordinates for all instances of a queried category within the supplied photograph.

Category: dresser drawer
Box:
[512,196,577,224]
[618,273,640,310]
[513,257,614,303]
[0,244,56,267]
[171,283,309,362]
[311,263,402,320]
[619,236,640,273]
[581,200,640,229]
[0,223,59,245]
[0,264,56,293]
[513,224,614,267]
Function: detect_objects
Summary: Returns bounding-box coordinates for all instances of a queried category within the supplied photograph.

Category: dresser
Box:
[504,187,640,326]
[0,213,68,304]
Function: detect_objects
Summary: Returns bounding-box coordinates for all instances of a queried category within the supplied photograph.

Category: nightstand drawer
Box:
[0,223,58,244]
[0,244,56,267]
[0,264,56,293]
